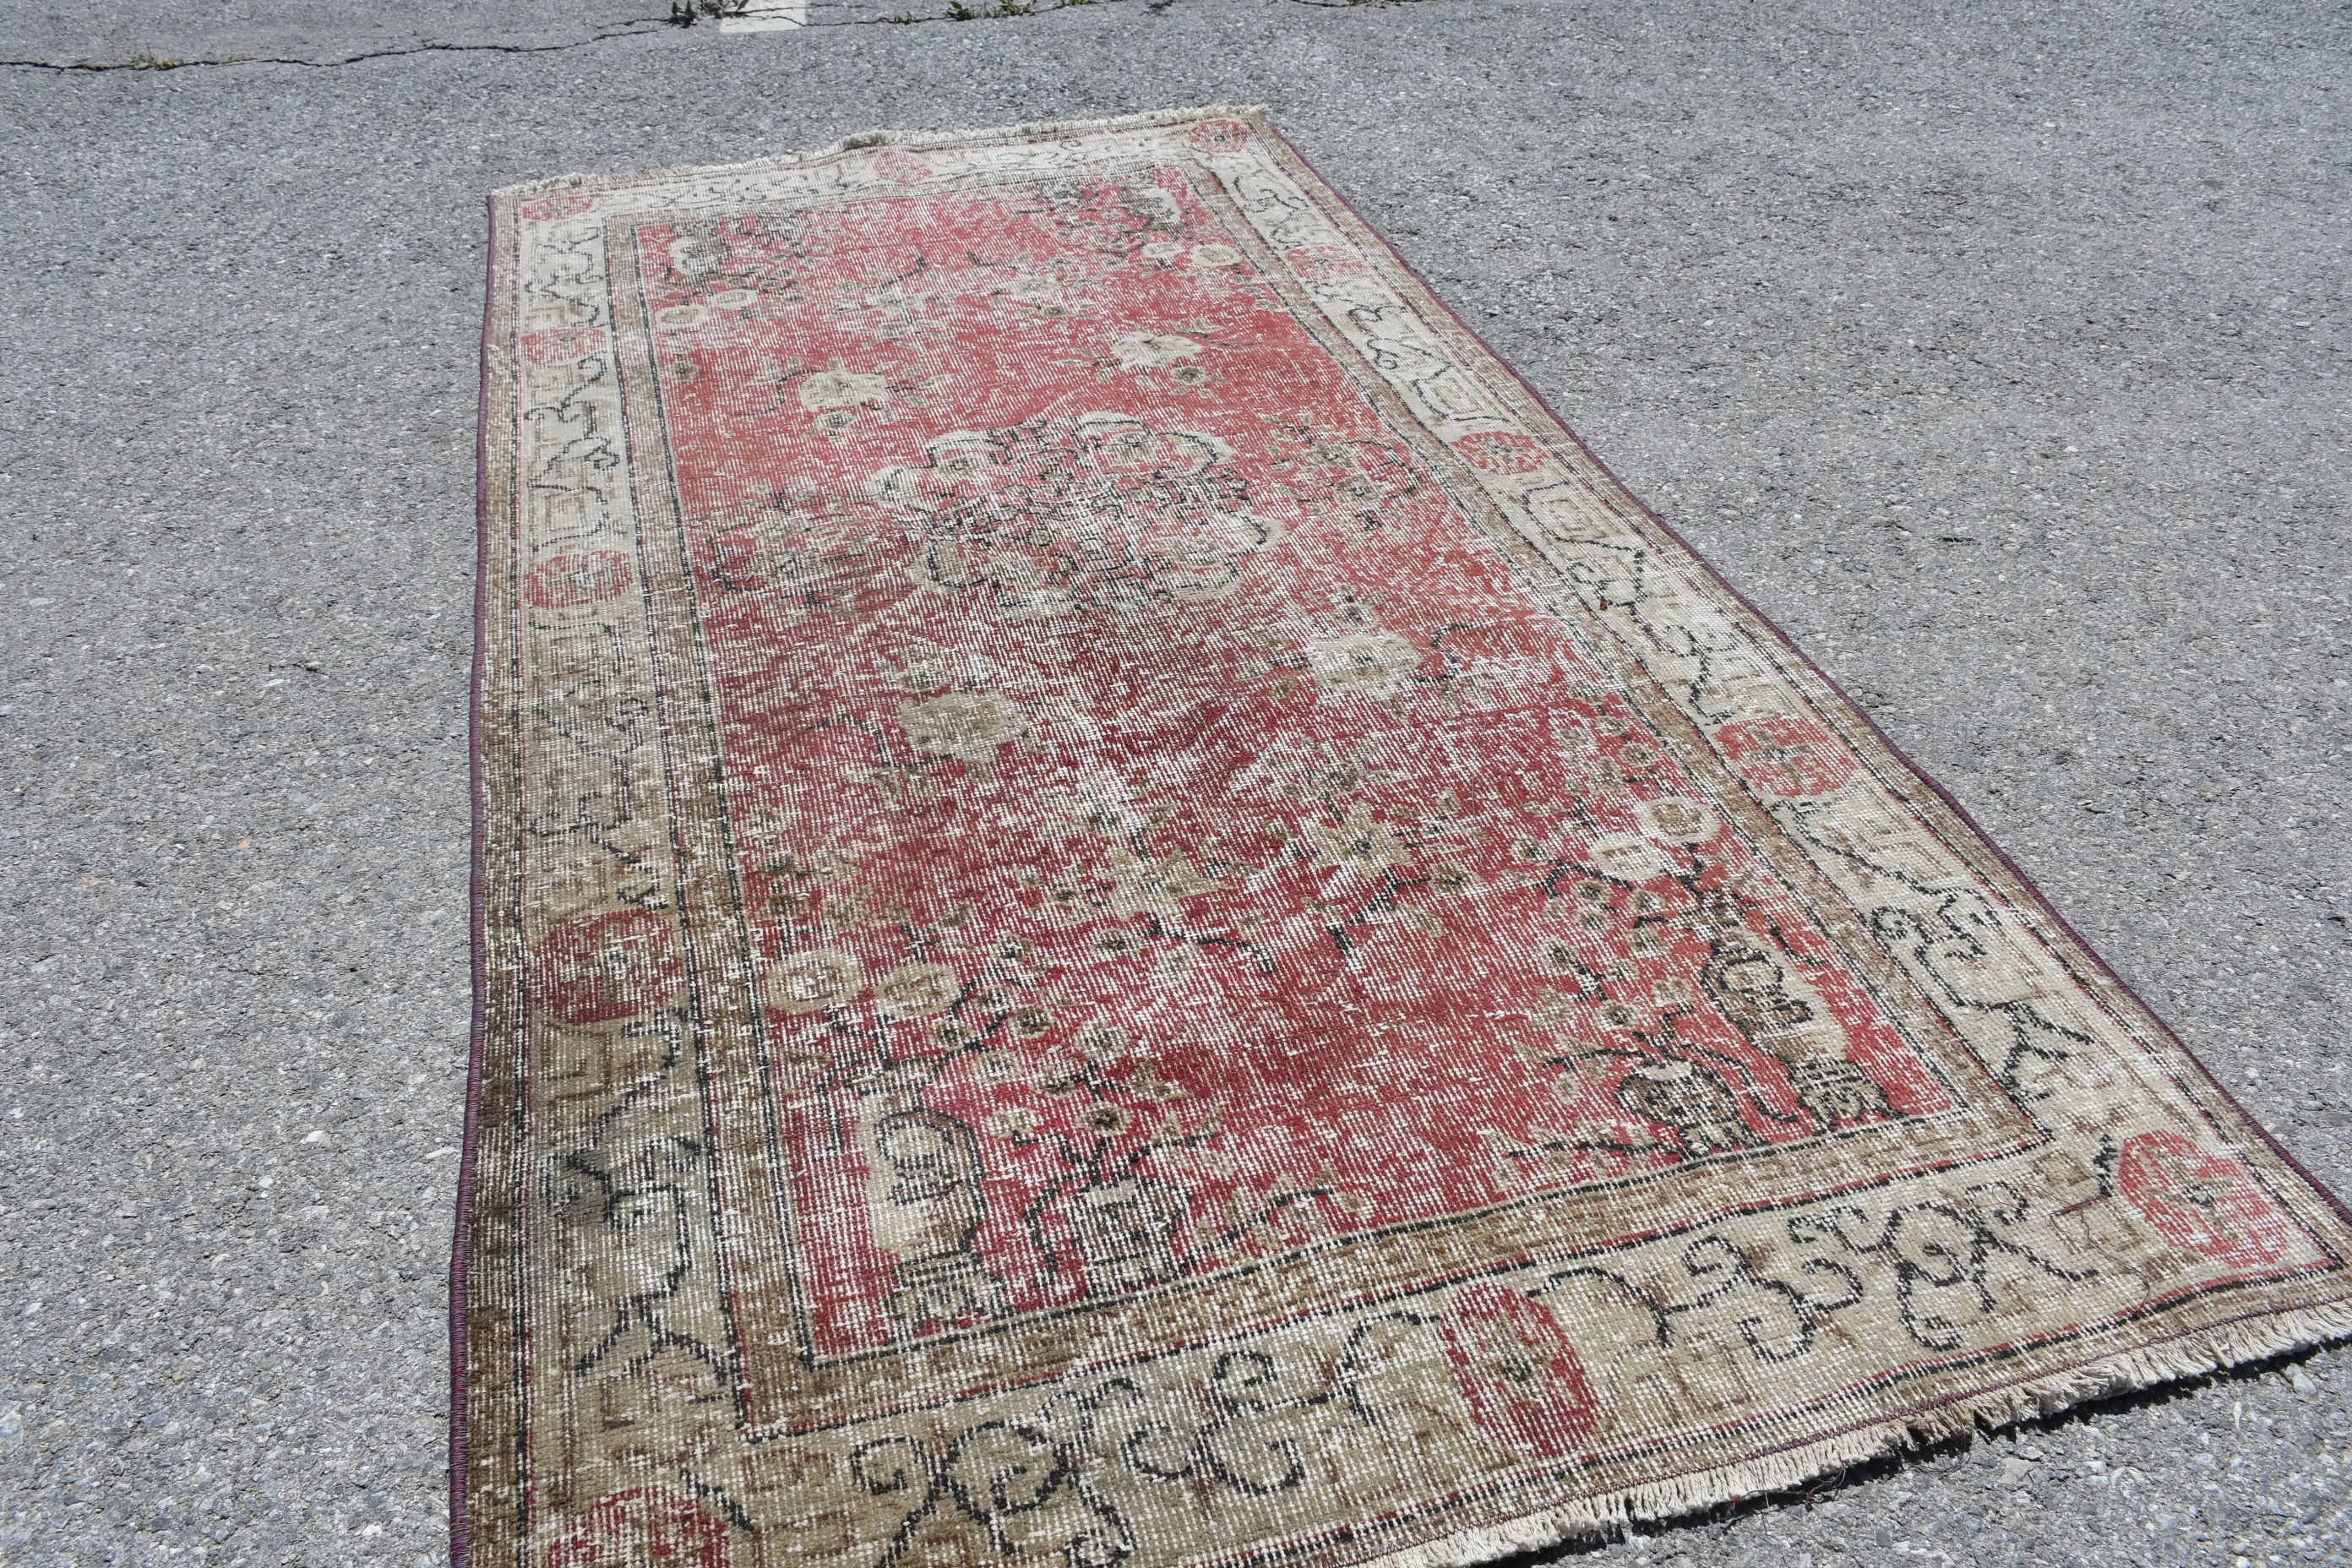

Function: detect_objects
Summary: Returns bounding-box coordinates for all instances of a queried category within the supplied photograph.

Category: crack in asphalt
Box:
[0,18,681,74]
[0,0,1211,73]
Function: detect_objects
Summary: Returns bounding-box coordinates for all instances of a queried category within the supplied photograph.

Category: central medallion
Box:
[870,411,1282,618]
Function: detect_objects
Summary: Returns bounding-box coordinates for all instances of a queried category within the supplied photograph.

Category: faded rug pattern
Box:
[463,107,2352,1568]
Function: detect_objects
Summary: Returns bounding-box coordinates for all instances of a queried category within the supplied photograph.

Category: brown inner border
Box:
[460,194,536,1568]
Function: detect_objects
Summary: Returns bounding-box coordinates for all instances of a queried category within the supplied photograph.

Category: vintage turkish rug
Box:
[460,106,2352,1568]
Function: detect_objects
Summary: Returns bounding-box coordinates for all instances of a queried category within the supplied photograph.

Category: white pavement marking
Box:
[720,0,808,30]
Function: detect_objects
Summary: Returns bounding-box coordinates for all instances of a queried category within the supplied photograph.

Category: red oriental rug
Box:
[460,106,2352,1568]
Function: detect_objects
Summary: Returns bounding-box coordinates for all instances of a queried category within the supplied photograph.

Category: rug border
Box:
[451,188,500,1568]
[452,105,2352,1568]
[1337,1292,2352,1568]
[1253,116,2352,1239]
[1250,111,2352,1568]
[483,102,1275,204]
[1251,116,2352,1241]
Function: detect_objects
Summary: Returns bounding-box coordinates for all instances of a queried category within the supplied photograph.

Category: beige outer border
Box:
[1350,1294,2352,1568]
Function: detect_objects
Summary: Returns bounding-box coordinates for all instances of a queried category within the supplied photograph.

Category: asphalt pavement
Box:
[2,2,2347,1563]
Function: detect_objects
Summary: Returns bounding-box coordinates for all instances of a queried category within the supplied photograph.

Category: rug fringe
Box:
[1348,1296,2352,1568]
[491,104,1270,200]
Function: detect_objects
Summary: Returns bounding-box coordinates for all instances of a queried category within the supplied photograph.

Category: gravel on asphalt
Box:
[2,3,2346,1563]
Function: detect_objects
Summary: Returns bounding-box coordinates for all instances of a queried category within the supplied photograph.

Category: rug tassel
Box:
[1355,1297,2352,1568]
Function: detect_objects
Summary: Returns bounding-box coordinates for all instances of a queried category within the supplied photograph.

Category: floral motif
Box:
[765,948,864,1014]
[1452,430,1549,474]
[531,909,683,1027]
[2117,1131,2296,1271]
[799,369,891,411]
[1637,794,1719,846]
[1438,1284,1599,1461]
[519,192,593,223]
[901,691,1026,765]
[1104,849,1222,919]
[874,150,934,184]
[1713,715,1861,798]
[1301,803,1407,874]
[874,961,963,1018]
[1283,245,1371,283]
[707,498,881,606]
[1615,1058,1756,1153]
[1303,629,1421,697]
[1108,331,1201,371]
[666,231,732,285]
[872,413,1280,617]
[520,327,609,366]
[1582,832,1674,884]
[542,1488,730,1568]
[1186,117,1252,155]
[525,550,634,609]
